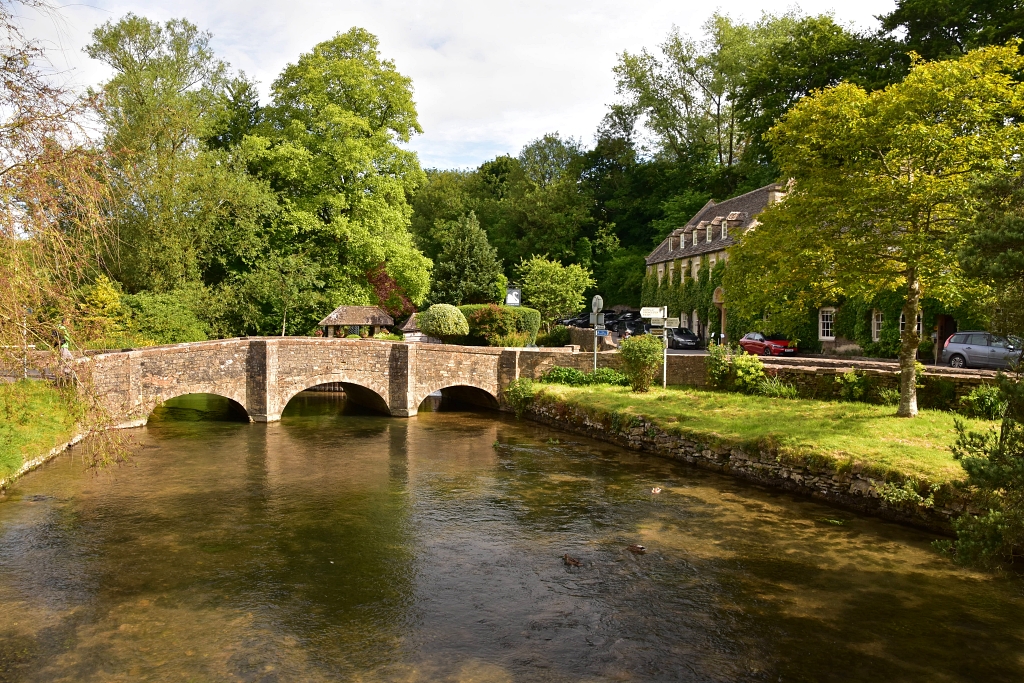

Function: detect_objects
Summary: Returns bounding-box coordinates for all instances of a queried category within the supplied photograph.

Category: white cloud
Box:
[17,0,897,168]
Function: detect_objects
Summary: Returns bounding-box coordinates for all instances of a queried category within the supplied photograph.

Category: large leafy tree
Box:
[725,45,1024,417]
[427,212,504,306]
[881,0,1024,60]
[250,28,431,325]
[517,256,594,331]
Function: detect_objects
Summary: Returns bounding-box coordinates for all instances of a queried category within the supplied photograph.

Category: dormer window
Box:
[693,231,698,247]
[706,226,712,242]
[722,223,728,239]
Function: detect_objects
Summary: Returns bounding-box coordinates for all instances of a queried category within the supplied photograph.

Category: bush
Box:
[732,353,766,394]
[620,334,665,392]
[122,290,209,345]
[705,342,733,388]
[757,375,799,399]
[419,304,469,340]
[536,325,571,347]
[373,331,403,341]
[540,366,629,387]
[835,370,869,402]
[959,384,1007,420]
[459,304,541,346]
[504,378,535,418]
[877,387,901,406]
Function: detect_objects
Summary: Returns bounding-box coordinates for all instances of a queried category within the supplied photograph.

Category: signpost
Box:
[591,295,604,371]
[641,306,670,388]
[505,288,522,306]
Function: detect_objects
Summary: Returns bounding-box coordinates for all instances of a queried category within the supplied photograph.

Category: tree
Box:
[229,254,322,336]
[880,0,1024,61]
[725,45,1024,417]
[428,212,505,306]
[517,256,594,331]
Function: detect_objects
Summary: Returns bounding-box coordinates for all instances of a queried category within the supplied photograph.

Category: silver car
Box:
[942,331,1022,369]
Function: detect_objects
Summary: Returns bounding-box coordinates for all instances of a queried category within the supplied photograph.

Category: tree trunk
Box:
[281,305,288,337]
[897,270,922,417]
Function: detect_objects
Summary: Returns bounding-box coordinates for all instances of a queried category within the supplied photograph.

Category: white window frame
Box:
[819,307,836,341]
[872,309,884,342]
[667,261,674,283]
[706,226,712,242]
[900,312,922,336]
[693,231,698,247]
[722,223,728,239]
[657,262,665,284]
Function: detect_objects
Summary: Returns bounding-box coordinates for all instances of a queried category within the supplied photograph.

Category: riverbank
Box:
[0,380,80,488]
[522,384,989,531]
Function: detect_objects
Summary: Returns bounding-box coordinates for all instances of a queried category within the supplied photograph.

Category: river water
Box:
[1,392,1023,682]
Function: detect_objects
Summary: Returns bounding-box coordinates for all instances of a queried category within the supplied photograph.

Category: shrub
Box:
[620,334,665,392]
[705,342,733,388]
[419,304,469,341]
[122,290,209,345]
[757,375,799,399]
[835,370,869,402]
[459,304,540,346]
[536,325,571,347]
[503,378,535,418]
[732,353,766,394]
[373,331,403,341]
[540,365,629,387]
[958,384,1007,421]
[877,387,901,406]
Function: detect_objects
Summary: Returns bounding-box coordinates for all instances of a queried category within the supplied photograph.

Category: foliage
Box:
[372,331,403,341]
[878,388,901,406]
[757,375,799,399]
[732,353,766,394]
[835,371,869,403]
[705,342,733,388]
[536,326,571,347]
[418,304,469,340]
[121,290,210,345]
[459,304,540,346]
[503,378,535,418]
[942,375,1024,567]
[877,480,934,507]
[427,212,505,306]
[517,256,594,331]
[726,46,1024,417]
[620,333,665,392]
[959,385,1008,421]
[880,0,1024,61]
[540,366,629,387]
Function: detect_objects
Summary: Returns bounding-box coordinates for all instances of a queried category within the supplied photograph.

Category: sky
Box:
[19,0,898,169]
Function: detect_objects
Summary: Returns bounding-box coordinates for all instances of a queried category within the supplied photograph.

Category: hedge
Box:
[458,304,541,347]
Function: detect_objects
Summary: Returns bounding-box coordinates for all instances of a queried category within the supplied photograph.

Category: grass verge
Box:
[1,380,80,484]
[533,384,994,485]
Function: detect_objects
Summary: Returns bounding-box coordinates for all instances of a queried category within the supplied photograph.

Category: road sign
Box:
[650,317,666,327]
[505,288,521,306]
[589,312,604,325]
[640,306,667,319]
[592,295,604,313]
[596,329,610,337]
[595,324,606,331]
[665,317,680,328]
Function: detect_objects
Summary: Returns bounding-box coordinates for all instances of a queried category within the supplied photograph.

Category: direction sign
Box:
[665,317,680,329]
[592,295,604,313]
[640,306,668,319]
[650,317,666,327]
[595,324,606,331]
[596,329,610,337]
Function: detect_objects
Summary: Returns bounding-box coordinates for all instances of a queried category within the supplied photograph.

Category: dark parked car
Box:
[614,312,643,335]
[559,313,591,328]
[738,332,796,356]
[667,327,700,350]
[942,331,1022,369]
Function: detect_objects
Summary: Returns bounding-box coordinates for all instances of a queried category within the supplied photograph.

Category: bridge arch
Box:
[277,375,391,417]
[147,391,251,423]
[414,383,500,412]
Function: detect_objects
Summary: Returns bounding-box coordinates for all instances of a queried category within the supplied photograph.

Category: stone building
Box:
[399,313,441,344]
[318,306,394,338]
[645,183,786,340]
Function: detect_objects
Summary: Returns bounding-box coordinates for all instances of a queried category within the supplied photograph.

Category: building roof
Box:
[646,183,785,266]
[399,313,420,332]
[318,306,394,327]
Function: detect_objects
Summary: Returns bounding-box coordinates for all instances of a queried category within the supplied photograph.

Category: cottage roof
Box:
[399,313,420,332]
[645,183,785,266]
[318,305,394,327]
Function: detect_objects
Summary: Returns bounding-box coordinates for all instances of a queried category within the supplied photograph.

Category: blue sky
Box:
[22,0,897,169]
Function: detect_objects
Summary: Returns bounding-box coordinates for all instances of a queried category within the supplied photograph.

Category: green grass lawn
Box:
[0,380,79,484]
[534,384,996,485]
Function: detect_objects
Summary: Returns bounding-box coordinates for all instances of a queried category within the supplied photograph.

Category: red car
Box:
[739,332,796,356]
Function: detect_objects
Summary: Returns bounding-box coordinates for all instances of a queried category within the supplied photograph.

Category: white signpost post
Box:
[640,306,669,388]
[591,295,604,372]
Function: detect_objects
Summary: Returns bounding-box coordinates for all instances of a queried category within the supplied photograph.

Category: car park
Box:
[666,327,700,350]
[942,331,1022,369]
[614,312,642,335]
[738,332,796,356]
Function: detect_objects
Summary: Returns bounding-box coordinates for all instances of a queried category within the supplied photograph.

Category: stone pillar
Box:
[388,343,417,417]
[246,339,280,422]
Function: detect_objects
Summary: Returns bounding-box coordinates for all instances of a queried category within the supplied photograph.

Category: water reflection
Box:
[0,392,1022,682]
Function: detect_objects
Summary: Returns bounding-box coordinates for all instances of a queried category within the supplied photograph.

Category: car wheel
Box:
[949,354,966,369]
[761,347,772,357]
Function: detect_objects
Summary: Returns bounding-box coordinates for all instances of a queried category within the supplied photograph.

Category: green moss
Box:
[0,380,80,483]
[533,383,993,485]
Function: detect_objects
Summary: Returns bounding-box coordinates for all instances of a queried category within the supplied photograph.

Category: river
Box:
[1,392,1023,682]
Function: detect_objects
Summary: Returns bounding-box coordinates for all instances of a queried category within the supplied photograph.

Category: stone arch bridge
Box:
[83,338,600,426]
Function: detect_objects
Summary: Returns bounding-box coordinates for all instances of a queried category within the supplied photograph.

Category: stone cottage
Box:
[318,306,394,338]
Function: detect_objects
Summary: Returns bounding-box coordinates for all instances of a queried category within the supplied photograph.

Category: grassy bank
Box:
[0,380,79,484]
[533,384,993,485]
